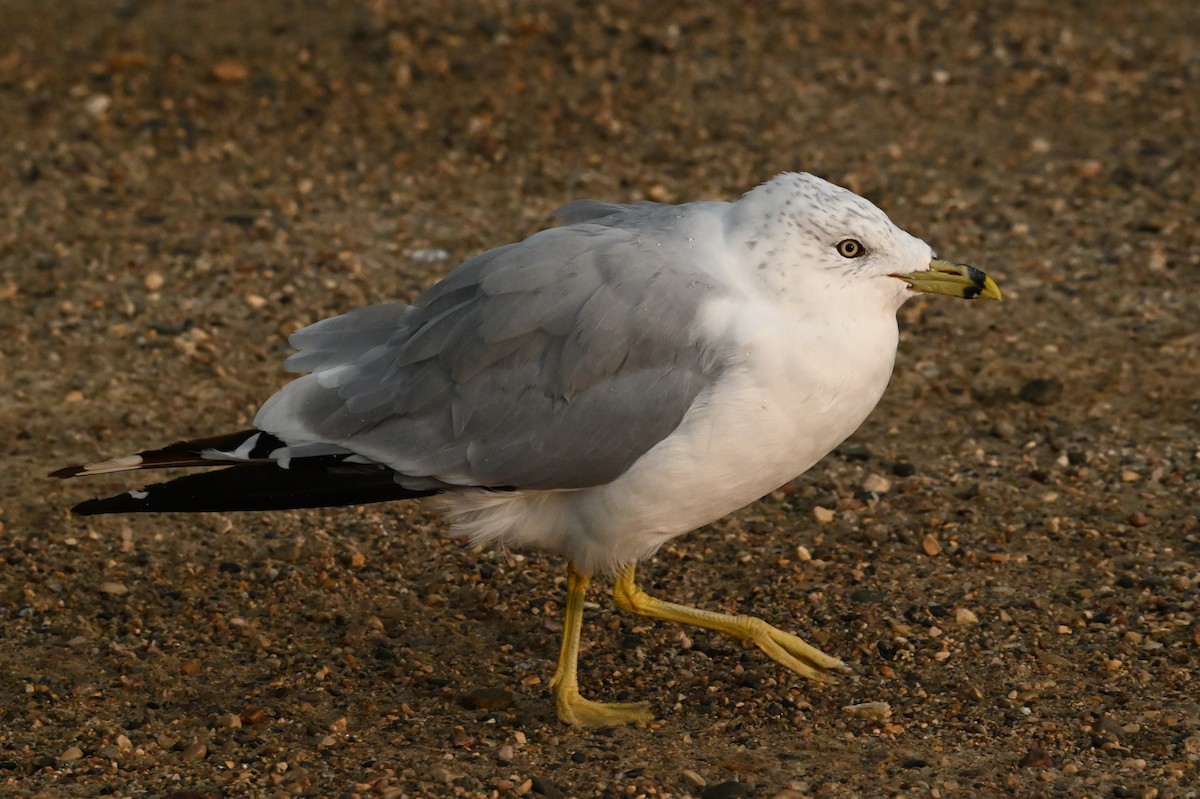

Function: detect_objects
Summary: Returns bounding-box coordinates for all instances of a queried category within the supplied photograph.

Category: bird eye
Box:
[836,239,866,258]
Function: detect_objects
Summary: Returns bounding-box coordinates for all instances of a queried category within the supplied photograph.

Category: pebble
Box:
[83,94,111,117]
[837,443,872,461]
[98,581,129,595]
[143,272,165,291]
[861,474,892,494]
[1019,748,1053,768]
[59,745,83,762]
[955,608,979,625]
[497,744,514,763]
[812,506,836,524]
[409,247,452,263]
[1018,378,1063,406]
[701,782,750,799]
[182,742,207,761]
[681,768,707,787]
[211,60,248,83]
[891,459,916,476]
[843,701,892,720]
[922,535,942,557]
[531,775,565,798]
[459,687,515,711]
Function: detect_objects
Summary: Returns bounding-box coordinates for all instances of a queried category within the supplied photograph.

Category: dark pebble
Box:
[1019,747,1053,768]
[1018,378,1063,406]
[836,443,872,461]
[891,459,916,476]
[701,782,750,799]
[458,687,514,711]
[901,757,929,768]
[531,775,566,798]
[850,588,886,603]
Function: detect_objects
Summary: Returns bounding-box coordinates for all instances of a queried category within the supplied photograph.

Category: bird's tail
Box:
[51,429,435,515]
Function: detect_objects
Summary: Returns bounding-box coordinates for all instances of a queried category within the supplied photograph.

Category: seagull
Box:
[52,172,1000,727]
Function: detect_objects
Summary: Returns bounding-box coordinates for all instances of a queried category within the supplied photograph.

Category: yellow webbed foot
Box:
[732,614,849,682]
[613,563,850,682]
[554,686,653,727]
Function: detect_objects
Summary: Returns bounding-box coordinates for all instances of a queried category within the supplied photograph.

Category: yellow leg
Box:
[612,563,848,682]
[549,561,653,727]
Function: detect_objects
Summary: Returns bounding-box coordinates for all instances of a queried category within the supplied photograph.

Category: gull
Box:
[52,172,1000,727]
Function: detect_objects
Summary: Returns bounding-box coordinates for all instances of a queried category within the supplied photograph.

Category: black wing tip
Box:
[50,465,86,479]
[61,464,442,516]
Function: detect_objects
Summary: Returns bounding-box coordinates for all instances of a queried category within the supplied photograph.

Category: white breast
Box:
[439,295,901,573]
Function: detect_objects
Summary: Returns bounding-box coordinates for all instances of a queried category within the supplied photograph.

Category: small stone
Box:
[682,768,707,787]
[1019,748,1053,768]
[701,781,750,799]
[143,272,165,291]
[408,247,451,263]
[891,459,916,477]
[212,60,248,83]
[1018,378,1063,406]
[459,687,515,711]
[862,474,891,494]
[182,742,207,761]
[115,734,132,751]
[497,744,514,763]
[837,442,872,461]
[180,660,201,675]
[59,745,84,762]
[245,293,268,309]
[955,608,979,625]
[99,581,129,595]
[922,534,942,557]
[843,701,892,720]
[318,735,336,747]
[812,506,835,524]
[530,775,565,798]
[1127,511,1148,527]
[84,94,111,117]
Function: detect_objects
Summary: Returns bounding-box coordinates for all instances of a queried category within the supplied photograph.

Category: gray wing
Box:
[255,206,732,490]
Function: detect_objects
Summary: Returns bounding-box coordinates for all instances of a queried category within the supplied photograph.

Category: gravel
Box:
[4,1,1199,797]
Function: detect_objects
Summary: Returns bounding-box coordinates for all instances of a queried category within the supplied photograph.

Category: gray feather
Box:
[255,205,733,490]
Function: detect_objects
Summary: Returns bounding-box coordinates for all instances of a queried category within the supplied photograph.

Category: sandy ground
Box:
[2,1,1199,797]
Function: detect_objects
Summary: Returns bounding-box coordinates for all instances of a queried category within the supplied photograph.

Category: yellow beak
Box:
[892,258,1002,301]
